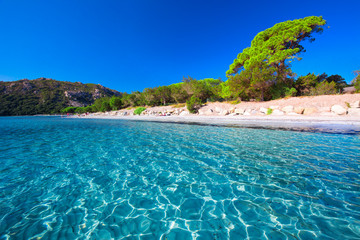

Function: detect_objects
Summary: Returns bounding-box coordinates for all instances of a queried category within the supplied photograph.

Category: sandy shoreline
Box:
[78,114,360,134]
[72,94,360,134]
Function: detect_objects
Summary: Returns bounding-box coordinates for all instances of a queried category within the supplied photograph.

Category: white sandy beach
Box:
[77,94,360,133]
[80,113,360,134]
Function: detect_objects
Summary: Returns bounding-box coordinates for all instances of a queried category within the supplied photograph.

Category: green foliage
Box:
[155,86,172,106]
[109,96,122,110]
[181,77,220,102]
[285,87,297,97]
[225,16,325,101]
[169,83,188,103]
[75,107,87,114]
[186,96,202,113]
[106,77,222,111]
[295,73,345,96]
[326,74,347,92]
[93,98,103,112]
[351,70,360,92]
[84,105,95,112]
[295,73,318,95]
[269,81,296,100]
[309,81,337,96]
[61,106,77,113]
[219,81,232,100]
[100,101,111,112]
[0,78,120,116]
[267,108,273,115]
[230,99,241,105]
[134,107,146,115]
[227,16,326,78]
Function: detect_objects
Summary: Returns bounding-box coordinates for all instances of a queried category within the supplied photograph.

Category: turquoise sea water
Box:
[0,117,360,240]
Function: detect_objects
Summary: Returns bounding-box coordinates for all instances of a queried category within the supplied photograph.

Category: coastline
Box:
[69,94,360,134]
[78,114,360,134]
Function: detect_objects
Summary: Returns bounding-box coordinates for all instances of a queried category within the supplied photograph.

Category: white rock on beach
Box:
[282,105,294,113]
[294,106,305,114]
[303,107,317,115]
[331,105,347,115]
[215,107,222,113]
[206,109,214,115]
[272,109,284,115]
[198,109,205,115]
[350,101,360,108]
[270,106,279,110]
[221,110,229,116]
[179,110,189,116]
[250,110,258,115]
[235,108,245,115]
[259,107,268,114]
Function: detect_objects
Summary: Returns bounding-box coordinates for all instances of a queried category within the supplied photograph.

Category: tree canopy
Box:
[352,70,360,92]
[226,16,326,79]
[223,16,327,101]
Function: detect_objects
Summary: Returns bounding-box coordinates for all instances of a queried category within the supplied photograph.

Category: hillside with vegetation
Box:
[0,78,120,116]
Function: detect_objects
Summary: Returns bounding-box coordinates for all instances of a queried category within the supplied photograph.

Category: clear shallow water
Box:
[0,117,360,240]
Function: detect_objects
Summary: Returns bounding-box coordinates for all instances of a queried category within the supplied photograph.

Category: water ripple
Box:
[0,117,359,239]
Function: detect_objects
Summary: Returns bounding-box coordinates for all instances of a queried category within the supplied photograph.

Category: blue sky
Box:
[0,0,359,93]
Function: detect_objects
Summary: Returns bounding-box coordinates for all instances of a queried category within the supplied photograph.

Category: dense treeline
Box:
[61,77,222,113]
[63,72,351,114]
[353,70,360,92]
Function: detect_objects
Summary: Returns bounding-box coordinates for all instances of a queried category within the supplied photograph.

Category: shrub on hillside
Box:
[134,107,146,115]
[352,70,360,92]
[285,87,297,97]
[309,81,337,95]
[100,101,112,112]
[186,96,202,113]
[61,106,77,113]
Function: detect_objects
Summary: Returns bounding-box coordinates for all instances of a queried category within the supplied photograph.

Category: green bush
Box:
[100,101,112,112]
[285,87,297,97]
[110,96,122,110]
[75,107,86,114]
[309,81,337,96]
[267,108,273,115]
[61,106,77,113]
[134,107,146,115]
[186,96,202,113]
[84,105,95,113]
